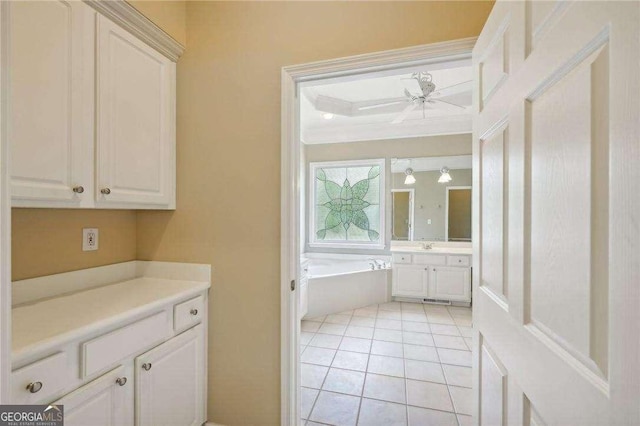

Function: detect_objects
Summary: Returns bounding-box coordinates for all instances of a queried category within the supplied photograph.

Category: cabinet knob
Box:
[100,188,111,195]
[458,259,462,263]
[190,308,199,316]
[115,377,127,386]
[72,186,84,194]
[142,363,152,371]
[26,382,43,393]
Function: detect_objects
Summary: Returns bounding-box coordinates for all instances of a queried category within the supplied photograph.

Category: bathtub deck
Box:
[299,302,473,426]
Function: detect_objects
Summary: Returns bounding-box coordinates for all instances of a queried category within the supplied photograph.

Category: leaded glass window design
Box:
[310,159,385,247]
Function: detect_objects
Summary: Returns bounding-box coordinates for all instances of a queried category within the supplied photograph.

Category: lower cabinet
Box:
[50,324,205,426]
[54,366,132,426]
[136,324,205,426]
[392,265,429,298]
[392,253,471,302]
[429,266,471,302]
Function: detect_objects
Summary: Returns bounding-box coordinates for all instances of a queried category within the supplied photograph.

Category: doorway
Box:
[280,37,476,424]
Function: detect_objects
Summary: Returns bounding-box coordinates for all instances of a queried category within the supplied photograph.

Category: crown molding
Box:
[285,37,477,82]
[83,0,184,62]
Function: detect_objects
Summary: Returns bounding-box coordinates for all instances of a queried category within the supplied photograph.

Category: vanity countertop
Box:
[390,246,473,255]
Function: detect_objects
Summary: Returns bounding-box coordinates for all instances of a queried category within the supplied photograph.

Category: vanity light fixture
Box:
[438,167,452,183]
[322,112,334,120]
[404,168,416,185]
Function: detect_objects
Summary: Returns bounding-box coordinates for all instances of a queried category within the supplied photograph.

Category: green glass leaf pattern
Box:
[315,164,381,242]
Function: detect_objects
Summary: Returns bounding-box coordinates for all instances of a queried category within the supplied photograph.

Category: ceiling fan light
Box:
[404,168,416,185]
[322,112,334,120]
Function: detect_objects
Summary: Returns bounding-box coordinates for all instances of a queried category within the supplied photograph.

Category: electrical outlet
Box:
[427,219,432,225]
[83,228,99,251]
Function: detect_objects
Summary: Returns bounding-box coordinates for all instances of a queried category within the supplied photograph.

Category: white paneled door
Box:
[473,1,638,425]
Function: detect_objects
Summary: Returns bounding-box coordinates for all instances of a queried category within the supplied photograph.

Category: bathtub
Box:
[302,254,391,318]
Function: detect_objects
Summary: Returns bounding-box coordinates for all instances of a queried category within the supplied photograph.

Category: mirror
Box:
[391,155,472,242]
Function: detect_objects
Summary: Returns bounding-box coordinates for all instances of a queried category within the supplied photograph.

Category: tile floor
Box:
[300,302,473,426]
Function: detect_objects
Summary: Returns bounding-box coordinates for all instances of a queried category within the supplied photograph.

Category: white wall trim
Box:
[0,0,10,404]
[281,37,476,425]
[83,0,184,62]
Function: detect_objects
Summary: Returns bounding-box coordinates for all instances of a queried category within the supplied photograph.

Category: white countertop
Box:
[390,246,473,255]
[13,277,210,358]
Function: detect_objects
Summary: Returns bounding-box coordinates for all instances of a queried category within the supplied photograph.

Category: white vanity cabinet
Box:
[136,325,205,426]
[391,251,471,303]
[8,0,179,209]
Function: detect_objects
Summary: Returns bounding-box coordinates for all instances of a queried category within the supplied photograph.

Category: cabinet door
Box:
[9,0,94,207]
[429,267,470,302]
[53,366,132,426]
[136,325,205,426]
[392,265,429,298]
[96,15,176,208]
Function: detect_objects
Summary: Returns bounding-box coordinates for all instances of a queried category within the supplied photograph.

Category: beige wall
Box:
[12,209,137,281]
[392,169,473,241]
[127,0,187,46]
[135,2,492,424]
[11,1,187,282]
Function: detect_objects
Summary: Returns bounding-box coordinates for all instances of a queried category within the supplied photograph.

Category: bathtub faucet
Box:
[368,258,384,270]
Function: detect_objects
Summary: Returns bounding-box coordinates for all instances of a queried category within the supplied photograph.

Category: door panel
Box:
[53,366,132,426]
[430,267,471,302]
[136,325,204,426]
[473,1,639,424]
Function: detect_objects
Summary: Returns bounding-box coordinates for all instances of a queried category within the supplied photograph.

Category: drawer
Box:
[392,253,412,264]
[447,255,470,266]
[82,311,170,378]
[11,352,69,404]
[413,254,447,266]
[174,295,204,332]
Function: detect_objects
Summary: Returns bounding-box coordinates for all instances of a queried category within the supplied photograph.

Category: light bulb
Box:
[322,113,334,120]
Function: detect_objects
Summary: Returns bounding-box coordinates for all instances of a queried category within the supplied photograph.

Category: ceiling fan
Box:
[358,72,471,124]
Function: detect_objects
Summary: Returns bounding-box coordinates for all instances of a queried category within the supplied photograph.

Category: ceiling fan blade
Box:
[358,100,406,111]
[430,98,466,110]
[431,80,472,98]
[391,103,418,124]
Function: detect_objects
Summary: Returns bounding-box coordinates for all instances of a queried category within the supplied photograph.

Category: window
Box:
[309,159,385,249]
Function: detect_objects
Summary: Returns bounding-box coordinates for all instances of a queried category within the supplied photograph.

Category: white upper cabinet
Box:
[9,0,94,207]
[95,16,175,208]
[9,1,179,209]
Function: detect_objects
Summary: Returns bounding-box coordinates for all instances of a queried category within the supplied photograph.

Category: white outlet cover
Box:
[83,228,99,251]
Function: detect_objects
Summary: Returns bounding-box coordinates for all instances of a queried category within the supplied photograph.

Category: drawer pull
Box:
[72,186,84,194]
[142,363,152,371]
[190,308,199,316]
[26,382,43,393]
[115,377,127,386]
[100,188,111,195]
